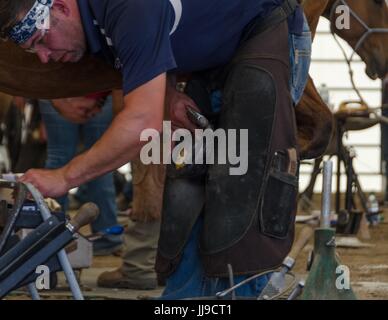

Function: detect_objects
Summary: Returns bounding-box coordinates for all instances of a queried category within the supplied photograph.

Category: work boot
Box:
[97,268,157,290]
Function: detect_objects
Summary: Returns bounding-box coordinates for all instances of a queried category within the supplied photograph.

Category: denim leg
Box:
[160,219,205,300]
[81,96,118,233]
[288,14,312,105]
[160,217,270,299]
[39,100,79,210]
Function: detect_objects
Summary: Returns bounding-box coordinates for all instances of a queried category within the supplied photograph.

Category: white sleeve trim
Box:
[169,0,182,35]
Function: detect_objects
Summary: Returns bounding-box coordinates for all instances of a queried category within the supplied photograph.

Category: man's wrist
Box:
[62,160,83,191]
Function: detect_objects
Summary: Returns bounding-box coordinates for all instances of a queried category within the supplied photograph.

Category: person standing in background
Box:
[39,94,123,256]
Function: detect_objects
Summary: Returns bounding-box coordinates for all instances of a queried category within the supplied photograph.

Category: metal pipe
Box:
[336,121,342,214]
[345,149,354,212]
[287,280,305,300]
[27,283,41,300]
[227,264,236,300]
[321,161,333,228]
[25,183,84,300]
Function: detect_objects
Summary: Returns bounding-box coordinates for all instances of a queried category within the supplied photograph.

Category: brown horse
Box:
[297,0,388,159]
[299,0,388,207]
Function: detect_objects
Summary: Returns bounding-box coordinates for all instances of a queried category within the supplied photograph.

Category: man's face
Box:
[19,0,87,64]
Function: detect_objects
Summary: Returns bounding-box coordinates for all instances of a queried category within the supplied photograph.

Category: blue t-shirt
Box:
[78,0,302,94]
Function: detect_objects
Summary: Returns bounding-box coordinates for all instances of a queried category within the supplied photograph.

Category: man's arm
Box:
[20,73,166,197]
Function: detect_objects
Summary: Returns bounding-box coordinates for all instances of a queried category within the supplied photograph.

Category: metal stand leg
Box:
[339,145,370,215]
[27,283,41,300]
[336,120,343,214]
[25,183,84,300]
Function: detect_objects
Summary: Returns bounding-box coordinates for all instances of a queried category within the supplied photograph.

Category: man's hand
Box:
[19,167,70,198]
[51,97,102,124]
[166,85,200,131]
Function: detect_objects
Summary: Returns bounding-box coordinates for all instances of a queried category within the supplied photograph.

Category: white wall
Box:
[300,19,383,194]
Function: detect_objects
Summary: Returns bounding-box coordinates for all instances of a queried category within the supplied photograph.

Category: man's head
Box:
[0,0,87,63]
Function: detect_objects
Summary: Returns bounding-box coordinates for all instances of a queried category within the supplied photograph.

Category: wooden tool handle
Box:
[288,225,314,261]
[69,202,99,233]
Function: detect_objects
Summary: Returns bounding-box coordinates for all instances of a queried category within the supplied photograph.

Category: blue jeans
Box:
[289,14,312,105]
[39,97,118,233]
[160,218,271,299]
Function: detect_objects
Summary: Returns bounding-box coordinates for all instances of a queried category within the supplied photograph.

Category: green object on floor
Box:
[301,228,357,300]
[301,161,357,300]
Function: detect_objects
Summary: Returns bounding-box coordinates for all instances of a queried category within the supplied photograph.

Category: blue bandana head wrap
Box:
[8,0,53,45]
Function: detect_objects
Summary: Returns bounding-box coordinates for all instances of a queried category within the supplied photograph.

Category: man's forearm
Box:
[63,106,160,188]
[63,74,166,188]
